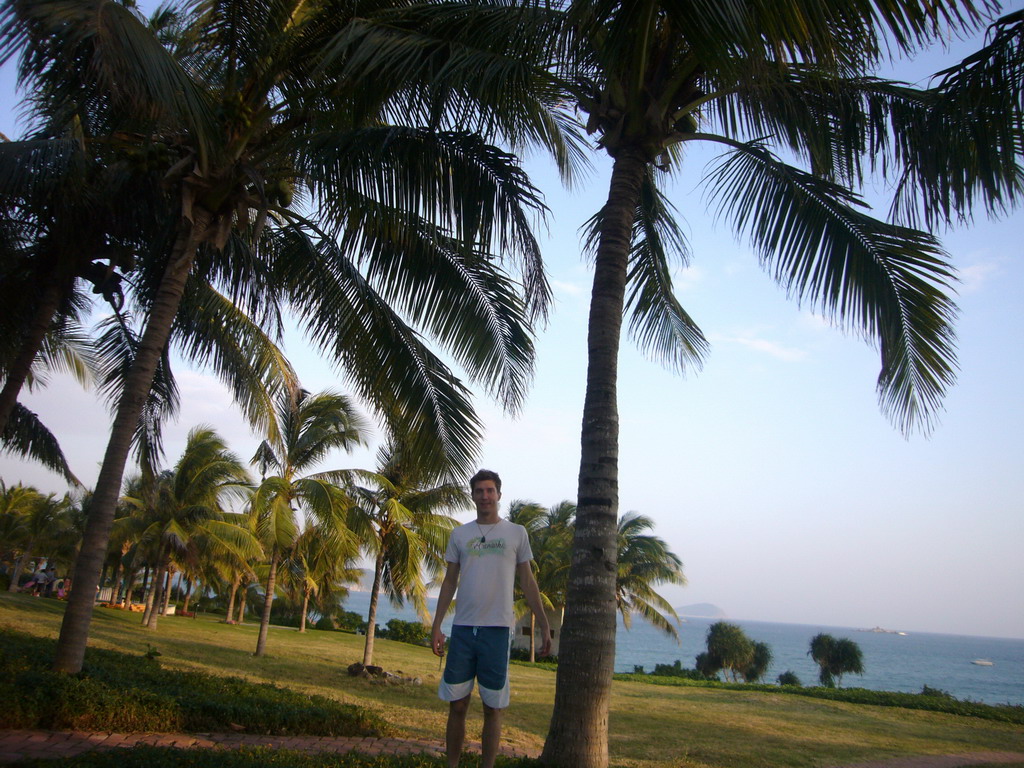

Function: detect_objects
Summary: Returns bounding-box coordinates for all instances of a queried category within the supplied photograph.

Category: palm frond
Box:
[891,9,1024,227]
[703,138,958,434]
[1,402,79,484]
[0,0,213,148]
[318,1,587,182]
[94,313,179,473]
[298,126,550,321]
[173,278,298,444]
[622,169,708,372]
[278,232,485,481]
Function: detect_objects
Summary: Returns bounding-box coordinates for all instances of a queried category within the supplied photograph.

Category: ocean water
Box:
[339,591,1023,707]
[615,617,1024,707]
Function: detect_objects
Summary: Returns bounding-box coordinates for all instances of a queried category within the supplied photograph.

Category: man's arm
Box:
[431,561,460,657]
[516,560,552,657]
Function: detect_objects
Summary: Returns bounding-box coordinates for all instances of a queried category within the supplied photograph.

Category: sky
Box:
[2,4,1022,640]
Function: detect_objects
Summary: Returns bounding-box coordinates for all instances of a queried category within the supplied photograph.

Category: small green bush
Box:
[0,629,391,737]
[11,746,546,768]
[376,619,429,647]
[611,670,1024,725]
[650,659,712,680]
[777,671,802,687]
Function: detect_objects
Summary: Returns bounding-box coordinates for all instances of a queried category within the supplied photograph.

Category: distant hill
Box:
[677,603,727,619]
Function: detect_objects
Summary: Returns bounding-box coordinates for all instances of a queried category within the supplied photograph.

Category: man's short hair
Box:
[470,468,502,493]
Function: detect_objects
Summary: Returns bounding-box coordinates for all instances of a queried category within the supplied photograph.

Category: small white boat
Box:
[971,659,995,666]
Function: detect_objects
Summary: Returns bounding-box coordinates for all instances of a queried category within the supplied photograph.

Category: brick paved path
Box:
[826,753,1024,768]
[1,730,1021,766]
[0,729,540,764]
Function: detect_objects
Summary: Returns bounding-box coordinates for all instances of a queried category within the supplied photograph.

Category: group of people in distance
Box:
[18,566,69,599]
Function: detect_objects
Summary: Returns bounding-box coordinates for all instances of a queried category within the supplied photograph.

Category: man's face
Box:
[471,479,501,515]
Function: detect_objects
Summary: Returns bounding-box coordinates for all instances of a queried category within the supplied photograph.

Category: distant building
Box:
[512,606,563,657]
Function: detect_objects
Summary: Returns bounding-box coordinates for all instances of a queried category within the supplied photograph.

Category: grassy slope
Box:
[2,593,1022,768]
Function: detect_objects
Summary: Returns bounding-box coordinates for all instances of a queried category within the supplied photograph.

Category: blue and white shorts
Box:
[438,625,512,709]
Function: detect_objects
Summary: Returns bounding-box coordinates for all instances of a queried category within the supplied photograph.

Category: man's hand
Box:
[538,625,552,658]
[432,626,447,657]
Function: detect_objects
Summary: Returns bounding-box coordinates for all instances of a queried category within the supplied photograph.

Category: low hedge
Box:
[11,746,544,768]
[0,629,391,737]
[612,672,1024,724]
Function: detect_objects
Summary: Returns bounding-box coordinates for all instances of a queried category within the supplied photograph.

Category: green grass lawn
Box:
[2,593,1022,768]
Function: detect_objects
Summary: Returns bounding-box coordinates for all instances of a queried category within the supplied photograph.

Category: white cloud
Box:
[717,334,808,362]
[551,279,585,297]
[958,260,1000,294]
[672,265,703,292]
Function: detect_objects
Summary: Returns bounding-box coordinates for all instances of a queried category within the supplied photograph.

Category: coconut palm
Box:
[508,499,572,661]
[276,522,362,633]
[540,3,1018,763]
[1,481,43,589]
[614,511,685,640]
[341,440,467,667]
[1,0,559,674]
[249,388,367,657]
[119,426,255,631]
[1,484,71,592]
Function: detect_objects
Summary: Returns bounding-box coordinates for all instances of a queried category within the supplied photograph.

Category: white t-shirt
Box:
[446,519,533,628]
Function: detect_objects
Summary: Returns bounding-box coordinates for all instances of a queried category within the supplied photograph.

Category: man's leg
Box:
[446,695,471,768]
[480,703,504,768]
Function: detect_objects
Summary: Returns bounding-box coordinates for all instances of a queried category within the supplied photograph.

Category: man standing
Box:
[431,469,551,768]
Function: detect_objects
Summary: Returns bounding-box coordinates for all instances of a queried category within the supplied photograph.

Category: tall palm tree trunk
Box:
[237,589,247,624]
[181,578,193,615]
[122,562,139,609]
[225,571,241,623]
[361,552,385,666]
[160,567,174,615]
[111,560,123,604]
[255,551,280,656]
[299,589,310,633]
[145,555,167,629]
[141,570,156,623]
[542,149,646,768]
[0,276,68,436]
[53,215,208,674]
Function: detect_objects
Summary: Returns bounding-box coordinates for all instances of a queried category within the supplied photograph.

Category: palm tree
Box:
[614,512,685,640]
[508,499,572,661]
[1,481,43,589]
[249,388,366,657]
[341,440,467,667]
[276,522,362,633]
[1,0,557,674]
[120,426,255,631]
[541,4,1017,764]
[1,484,71,592]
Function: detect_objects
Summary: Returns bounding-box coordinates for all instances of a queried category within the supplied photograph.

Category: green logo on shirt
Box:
[468,537,506,556]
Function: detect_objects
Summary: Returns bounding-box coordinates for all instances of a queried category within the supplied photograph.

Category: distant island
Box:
[676,603,728,619]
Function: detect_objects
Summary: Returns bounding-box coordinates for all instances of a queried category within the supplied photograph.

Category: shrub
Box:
[611,669,1024,725]
[9,745,549,767]
[650,659,711,680]
[333,610,368,633]
[777,671,802,687]
[509,647,558,665]
[0,629,391,737]
[377,619,429,647]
